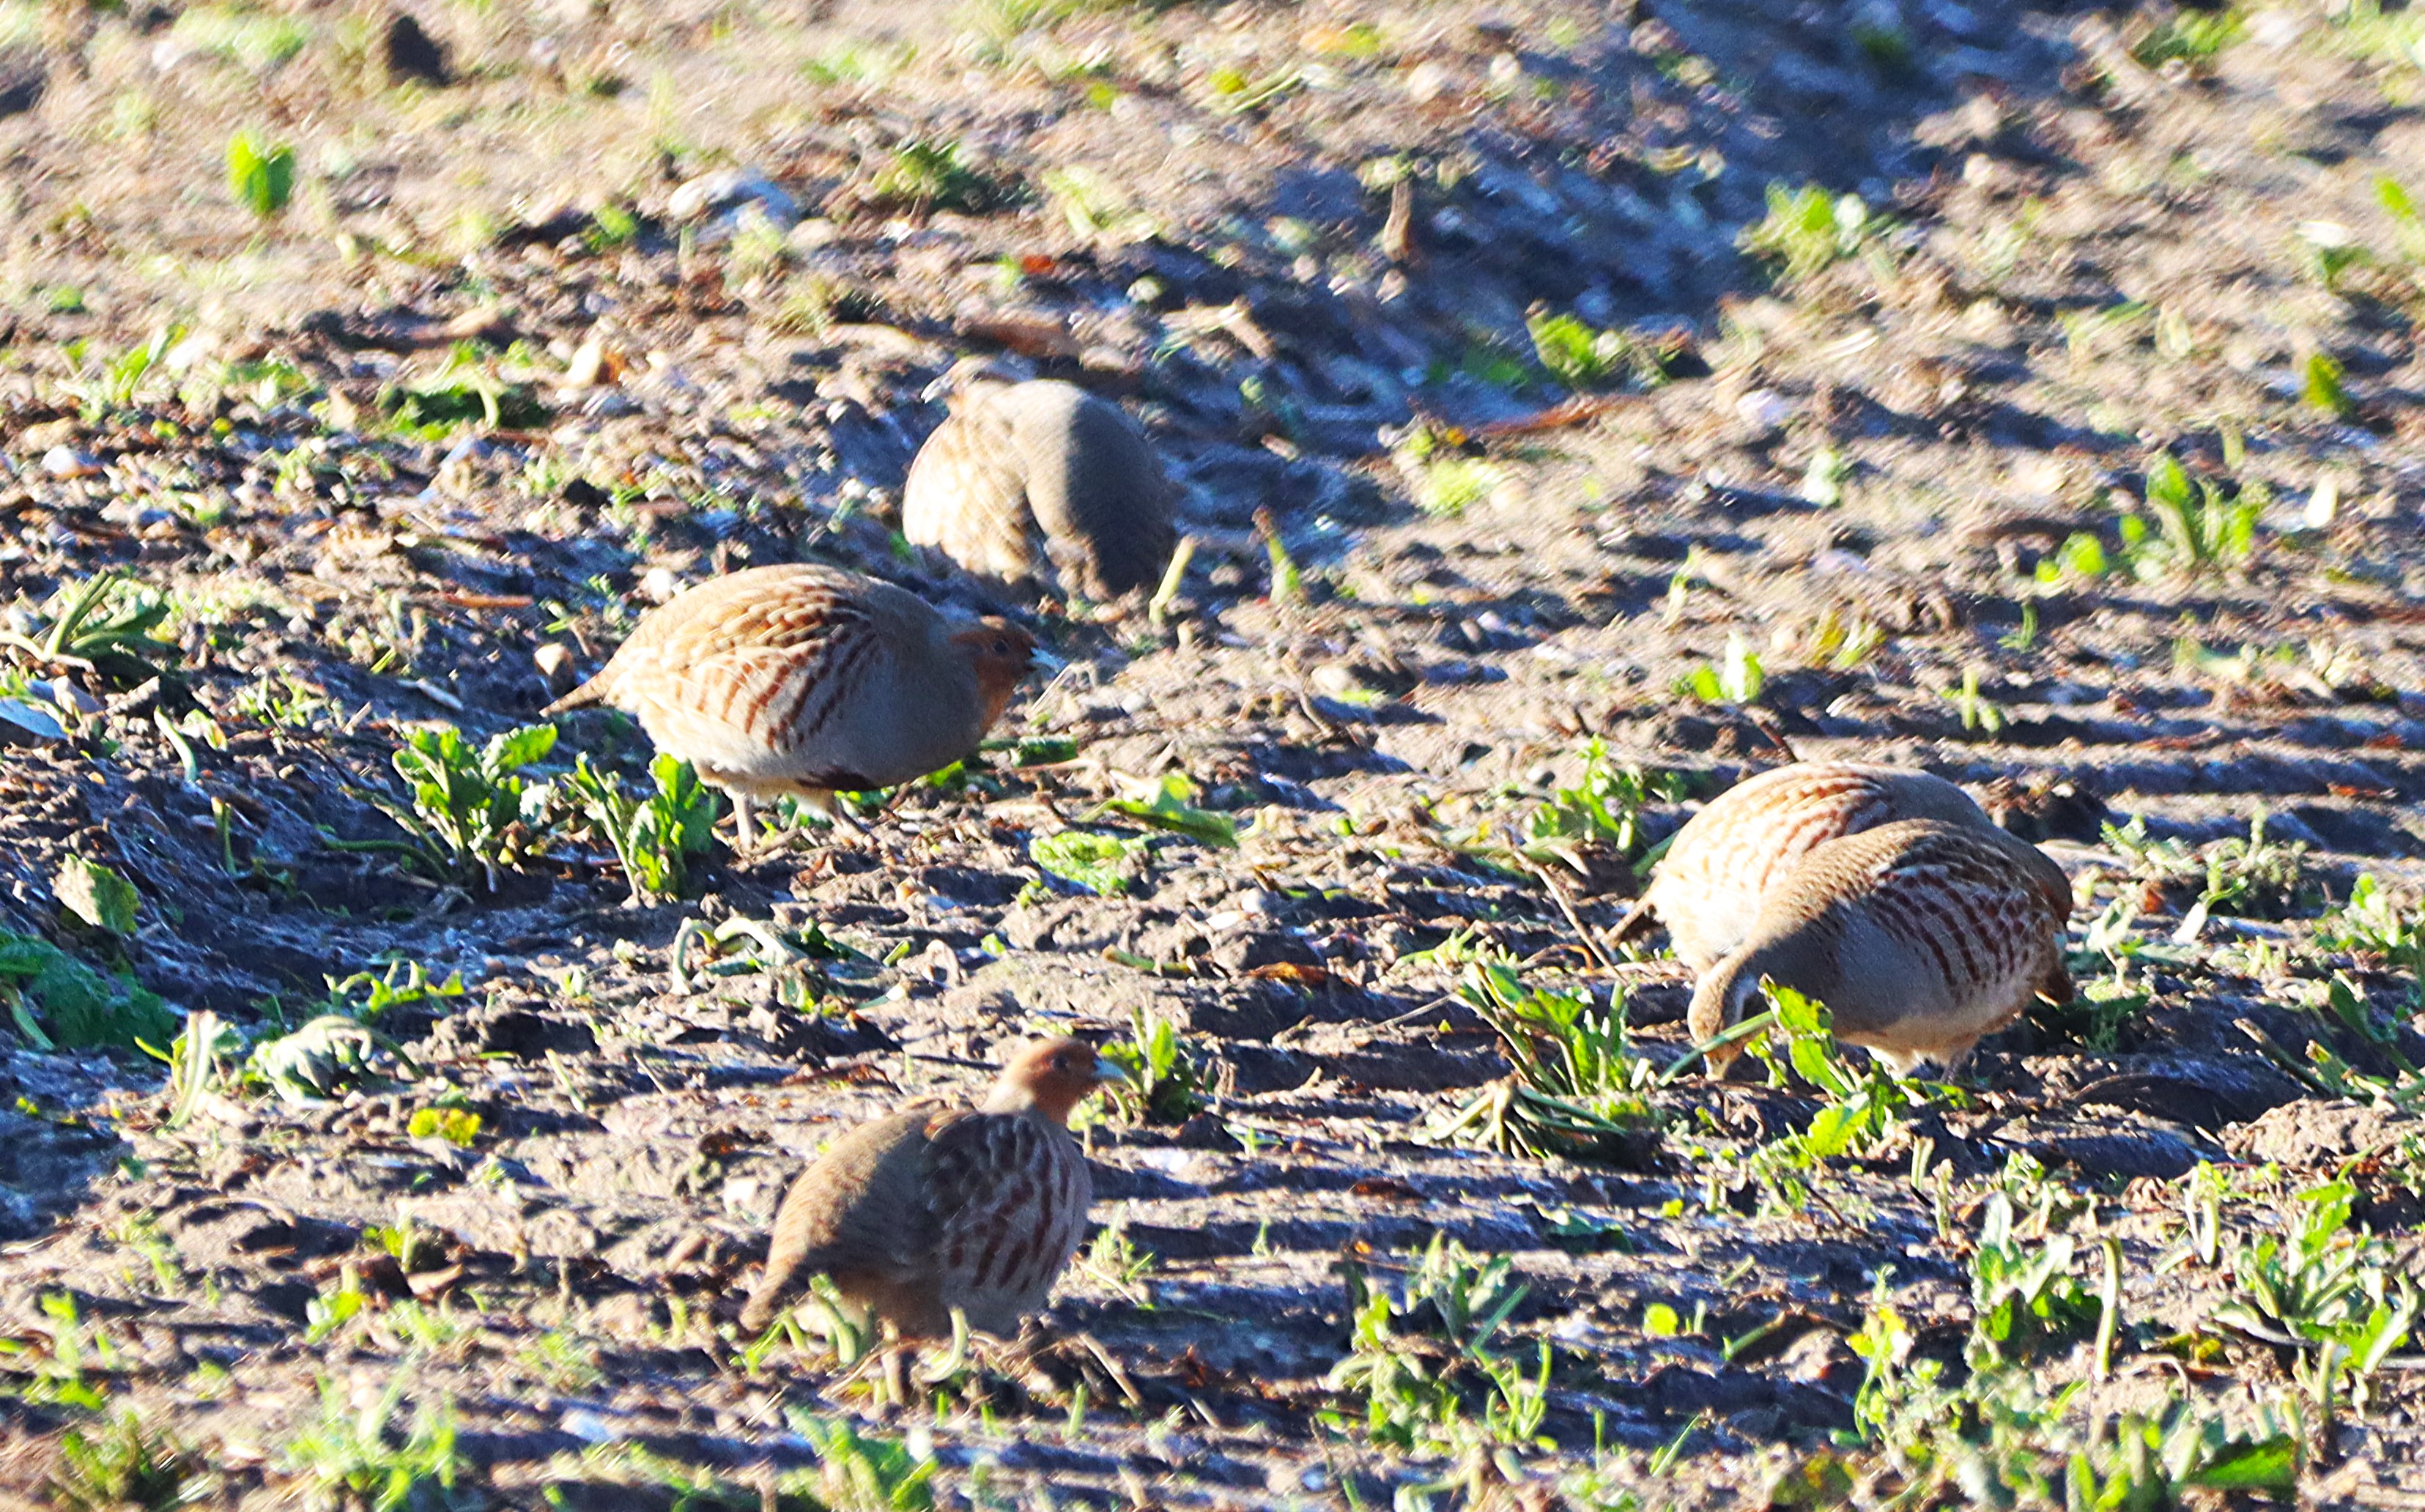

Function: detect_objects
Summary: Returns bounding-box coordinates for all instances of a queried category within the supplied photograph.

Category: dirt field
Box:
[2,0,2425,1505]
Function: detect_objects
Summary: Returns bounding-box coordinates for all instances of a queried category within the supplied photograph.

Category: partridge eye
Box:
[994,638,1012,656]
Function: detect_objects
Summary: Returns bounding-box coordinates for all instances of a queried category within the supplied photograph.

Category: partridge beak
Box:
[1092,1055,1125,1085]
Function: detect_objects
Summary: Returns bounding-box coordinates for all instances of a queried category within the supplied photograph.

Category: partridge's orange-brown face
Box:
[1004,1037,1120,1125]
[955,620,1038,727]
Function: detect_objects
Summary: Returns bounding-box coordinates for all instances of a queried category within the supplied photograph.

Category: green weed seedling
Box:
[781,1409,936,1510]
[278,1375,467,1508]
[325,957,467,1023]
[1078,1206,1161,1305]
[43,1409,212,1511]
[1521,740,1681,871]
[0,930,177,1054]
[1671,630,1764,706]
[2128,453,2264,578]
[1103,1007,1209,1124]
[1741,182,1887,283]
[864,138,1002,213]
[1089,771,1237,848]
[1325,1237,1542,1458]
[1,572,173,686]
[1525,307,1687,391]
[226,130,295,217]
[1423,963,1658,1162]
[568,752,719,903]
[1029,829,1152,896]
[248,1015,412,1105]
[1969,1193,2100,1363]
[2209,1176,2419,1420]
[356,722,560,890]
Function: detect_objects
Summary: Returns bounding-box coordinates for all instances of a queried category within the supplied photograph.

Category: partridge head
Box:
[739,1037,1120,1338]
[1623,762,2049,973]
[1687,818,2073,1079]
[545,563,1034,848]
[903,360,1177,606]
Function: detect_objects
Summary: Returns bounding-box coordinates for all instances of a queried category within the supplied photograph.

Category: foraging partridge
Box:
[1688,818,2074,1078]
[739,1037,1120,1338]
[545,564,1034,847]
[1621,762,2054,973]
[902,360,1177,605]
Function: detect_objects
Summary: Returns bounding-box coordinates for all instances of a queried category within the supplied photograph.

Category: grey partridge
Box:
[901,360,1177,605]
[740,1037,1119,1338]
[1622,762,2054,973]
[545,563,1034,848]
[1688,818,2073,1078]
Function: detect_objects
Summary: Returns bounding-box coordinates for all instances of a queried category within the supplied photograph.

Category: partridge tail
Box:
[1609,895,1657,946]
[541,675,608,718]
[740,1228,843,1334]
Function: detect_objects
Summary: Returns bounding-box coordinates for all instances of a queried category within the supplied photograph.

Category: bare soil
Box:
[4,0,2425,1505]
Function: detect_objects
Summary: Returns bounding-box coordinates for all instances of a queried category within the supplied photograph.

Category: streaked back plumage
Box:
[1688,818,2073,1078]
[738,1037,1108,1338]
[903,375,1176,603]
[1637,762,2027,972]
[546,563,1032,834]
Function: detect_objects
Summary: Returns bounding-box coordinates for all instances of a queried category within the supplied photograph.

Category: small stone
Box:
[1734,388,1796,431]
[533,642,578,694]
[41,445,100,479]
[1403,59,1455,103]
[640,566,678,604]
[561,336,619,390]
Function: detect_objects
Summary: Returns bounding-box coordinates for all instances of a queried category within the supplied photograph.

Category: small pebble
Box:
[534,642,578,695]
[42,445,100,479]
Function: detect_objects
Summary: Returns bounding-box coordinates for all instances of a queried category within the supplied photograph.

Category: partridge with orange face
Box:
[1621,762,2056,973]
[545,564,1034,848]
[739,1037,1120,1338]
[902,360,1177,605]
[1688,818,2073,1078]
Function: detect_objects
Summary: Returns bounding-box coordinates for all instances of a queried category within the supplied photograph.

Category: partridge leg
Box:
[731,793,759,854]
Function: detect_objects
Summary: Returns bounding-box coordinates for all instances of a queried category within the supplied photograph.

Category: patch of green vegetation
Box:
[1672,629,1765,705]
[1,571,172,687]
[862,139,1009,214]
[1424,964,1659,1162]
[407,1105,482,1147]
[1740,182,1885,282]
[1030,830,1152,895]
[2304,351,2359,421]
[2209,1176,2416,1420]
[380,345,547,437]
[54,855,139,937]
[1089,771,1237,847]
[1522,740,1678,864]
[171,6,310,72]
[248,1015,403,1105]
[278,1375,467,1509]
[354,722,560,890]
[568,753,719,903]
[44,1409,212,1512]
[225,131,295,218]
[1325,1236,1550,1459]
[2132,7,2243,72]
[0,931,175,1053]
[1103,1007,1207,1124]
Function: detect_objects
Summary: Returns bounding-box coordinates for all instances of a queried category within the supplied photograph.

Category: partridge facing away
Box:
[1688,818,2074,1078]
[739,1037,1119,1338]
[545,563,1034,848]
[1621,761,2052,974]
[902,361,1177,605]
